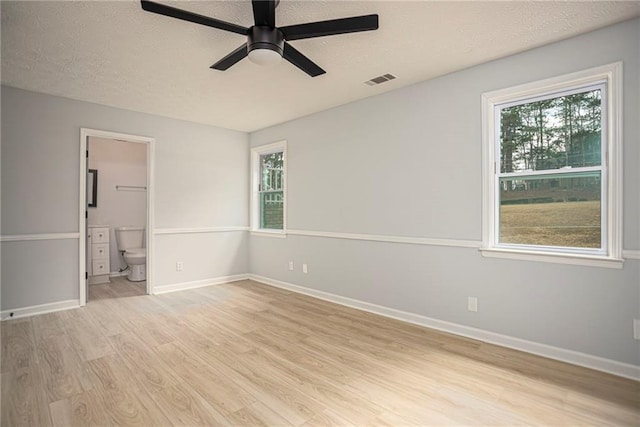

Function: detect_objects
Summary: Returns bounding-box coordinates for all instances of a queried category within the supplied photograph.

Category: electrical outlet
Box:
[468,297,478,312]
[634,319,640,340]
[288,261,294,271]
[302,263,308,274]
[176,261,184,272]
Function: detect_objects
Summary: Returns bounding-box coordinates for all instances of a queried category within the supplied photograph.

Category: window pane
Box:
[258,150,284,230]
[499,173,601,248]
[500,89,601,173]
[260,191,284,230]
[260,152,284,191]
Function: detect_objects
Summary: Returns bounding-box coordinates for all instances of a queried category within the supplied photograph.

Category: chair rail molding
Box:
[0,233,80,242]
[286,229,482,248]
[154,226,249,235]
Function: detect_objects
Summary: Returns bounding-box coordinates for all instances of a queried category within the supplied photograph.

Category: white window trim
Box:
[481,62,623,268]
[250,140,287,237]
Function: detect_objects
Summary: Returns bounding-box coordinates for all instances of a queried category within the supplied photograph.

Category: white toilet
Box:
[115,227,146,282]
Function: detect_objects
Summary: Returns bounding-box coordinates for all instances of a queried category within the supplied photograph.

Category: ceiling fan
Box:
[140,0,379,77]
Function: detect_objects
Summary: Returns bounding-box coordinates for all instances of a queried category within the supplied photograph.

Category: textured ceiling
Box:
[2,1,639,132]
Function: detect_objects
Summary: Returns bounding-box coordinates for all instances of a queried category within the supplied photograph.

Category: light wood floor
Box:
[89,276,146,301]
[2,279,638,426]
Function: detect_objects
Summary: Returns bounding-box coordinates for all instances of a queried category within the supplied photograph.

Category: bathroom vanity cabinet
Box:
[88,226,111,284]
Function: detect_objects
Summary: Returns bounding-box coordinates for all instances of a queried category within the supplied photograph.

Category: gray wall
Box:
[1,86,249,309]
[1,17,637,368]
[249,19,640,366]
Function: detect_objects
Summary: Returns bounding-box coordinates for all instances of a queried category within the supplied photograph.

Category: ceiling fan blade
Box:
[283,43,325,77]
[280,14,378,41]
[251,0,276,27]
[210,44,248,70]
[141,0,247,35]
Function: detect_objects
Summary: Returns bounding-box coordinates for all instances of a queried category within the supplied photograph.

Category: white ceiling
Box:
[2,1,639,132]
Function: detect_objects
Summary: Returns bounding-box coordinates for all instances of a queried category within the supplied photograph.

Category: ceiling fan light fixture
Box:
[248,48,282,66]
[247,26,284,66]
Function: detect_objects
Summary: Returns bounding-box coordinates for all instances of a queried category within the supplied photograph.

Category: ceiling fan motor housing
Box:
[248,26,284,56]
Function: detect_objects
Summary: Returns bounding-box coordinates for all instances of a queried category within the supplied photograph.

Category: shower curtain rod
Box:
[115,185,147,191]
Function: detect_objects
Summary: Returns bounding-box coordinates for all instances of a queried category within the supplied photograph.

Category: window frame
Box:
[250,140,287,237]
[481,63,623,268]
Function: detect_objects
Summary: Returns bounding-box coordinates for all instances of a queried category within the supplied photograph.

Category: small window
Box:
[481,63,622,267]
[251,141,286,235]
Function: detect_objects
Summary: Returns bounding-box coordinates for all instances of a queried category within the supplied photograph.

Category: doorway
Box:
[80,129,155,305]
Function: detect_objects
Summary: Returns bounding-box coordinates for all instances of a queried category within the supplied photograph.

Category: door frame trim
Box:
[80,128,156,305]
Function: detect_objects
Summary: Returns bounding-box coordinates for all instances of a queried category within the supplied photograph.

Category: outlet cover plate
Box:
[176,261,184,272]
[302,263,308,274]
[288,261,294,271]
[468,297,478,312]
[634,319,640,340]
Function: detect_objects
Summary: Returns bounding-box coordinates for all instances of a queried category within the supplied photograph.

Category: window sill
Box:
[480,247,624,269]
[250,230,287,239]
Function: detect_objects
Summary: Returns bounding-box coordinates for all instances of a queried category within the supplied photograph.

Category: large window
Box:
[481,63,622,267]
[251,141,286,234]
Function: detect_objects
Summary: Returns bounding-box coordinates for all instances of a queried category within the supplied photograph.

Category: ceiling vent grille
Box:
[365,73,396,86]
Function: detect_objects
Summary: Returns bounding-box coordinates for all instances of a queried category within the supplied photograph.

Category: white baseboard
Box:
[153,274,249,295]
[1,299,80,321]
[109,271,129,277]
[249,274,640,381]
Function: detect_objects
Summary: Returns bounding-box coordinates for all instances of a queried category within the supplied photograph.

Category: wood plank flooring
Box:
[88,276,146,301]
[2,279,639,426]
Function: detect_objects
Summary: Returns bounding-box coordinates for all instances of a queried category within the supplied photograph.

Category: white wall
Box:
[1,86,249,310]
[249,19,640,368]
[88,137,147,272]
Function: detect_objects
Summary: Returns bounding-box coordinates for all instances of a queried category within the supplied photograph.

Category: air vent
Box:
[365,73,396,86]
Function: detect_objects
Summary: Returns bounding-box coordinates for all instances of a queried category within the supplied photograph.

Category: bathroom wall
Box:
[88,137,148,273]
